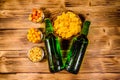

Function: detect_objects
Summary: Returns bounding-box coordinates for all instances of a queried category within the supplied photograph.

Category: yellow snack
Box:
[27,28,42,43]
[28,9,44,23]
[28,47,44,62]
[53,12,82,39]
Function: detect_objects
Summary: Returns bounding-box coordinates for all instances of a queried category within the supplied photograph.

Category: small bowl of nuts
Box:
[28,8,44,23]
[27,47,44,62]
[27,28,43,43]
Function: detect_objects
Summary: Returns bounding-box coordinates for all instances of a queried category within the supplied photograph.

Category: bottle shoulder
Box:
[77,34,88,42]
[45,33,56,38]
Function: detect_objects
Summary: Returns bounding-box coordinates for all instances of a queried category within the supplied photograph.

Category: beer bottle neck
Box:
[45,18,53,34]
[81,21,90,36]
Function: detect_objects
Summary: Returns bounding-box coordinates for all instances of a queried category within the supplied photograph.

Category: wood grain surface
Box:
[0,0,120,80]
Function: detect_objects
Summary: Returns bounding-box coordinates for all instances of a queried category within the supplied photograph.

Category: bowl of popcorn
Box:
[27,47,44,62]
[51,10,82,39]
[27,28,43,43]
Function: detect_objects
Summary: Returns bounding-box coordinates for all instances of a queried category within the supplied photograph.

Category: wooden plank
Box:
[0,9,45,29]
[0,0,63,10]
[1,0,120,10]
[0,29,45,50]
[0,6,120,29]
[0,73,120,80]
[0,27,119,38]
[90,0,120,6]
[0,49,120,58]
[65,0,120,7]
[65,0,89,7]
[0,57,120,73]
[0,28,120,50]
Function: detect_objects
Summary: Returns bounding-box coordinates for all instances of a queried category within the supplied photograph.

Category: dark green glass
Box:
[45,18,64,73]
[65,21,91,74]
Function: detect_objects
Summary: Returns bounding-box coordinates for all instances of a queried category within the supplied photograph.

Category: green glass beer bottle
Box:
[65,21,91,74]
[45,18,64,73]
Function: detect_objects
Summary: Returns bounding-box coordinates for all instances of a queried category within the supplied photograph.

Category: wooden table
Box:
[0,0,120,80]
